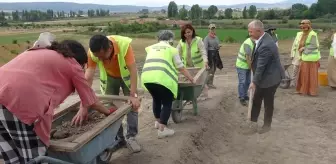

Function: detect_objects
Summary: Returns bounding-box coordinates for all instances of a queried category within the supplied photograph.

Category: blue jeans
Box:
[237,68,251,100]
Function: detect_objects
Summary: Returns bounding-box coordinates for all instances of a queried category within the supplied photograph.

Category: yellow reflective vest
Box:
[89,35,132,94]
[141,42,179,98]
[301,30,321,62]
[236,38,254,69]
[179,36,204,68]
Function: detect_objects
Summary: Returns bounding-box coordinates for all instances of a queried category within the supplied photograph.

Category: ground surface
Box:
[0,38,335,164]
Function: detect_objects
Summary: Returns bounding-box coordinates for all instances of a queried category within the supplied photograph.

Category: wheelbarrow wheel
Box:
[96,149,113,164]
[171,110,183,123]
[171,101,182,123]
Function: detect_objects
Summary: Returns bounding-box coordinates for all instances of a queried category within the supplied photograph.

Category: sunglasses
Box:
[299,22,308,25]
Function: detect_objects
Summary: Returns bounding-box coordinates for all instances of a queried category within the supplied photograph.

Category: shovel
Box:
[247,72,254,120]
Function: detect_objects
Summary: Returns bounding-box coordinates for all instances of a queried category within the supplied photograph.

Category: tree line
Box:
[0,9,111,22]
[167,0,336,20]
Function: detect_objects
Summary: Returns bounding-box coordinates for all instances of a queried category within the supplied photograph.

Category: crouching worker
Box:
[0,33,130,163]
[141,30,195,138]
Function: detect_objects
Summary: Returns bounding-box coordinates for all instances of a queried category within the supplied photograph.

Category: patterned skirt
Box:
[0,105,46,164]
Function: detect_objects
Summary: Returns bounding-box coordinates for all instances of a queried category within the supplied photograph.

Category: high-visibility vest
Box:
[330,33,335,57]
[89,35,132,94]
[301,30,321,62]
[179,36,204,68]
[236,38,254,69]
[141,42,178,98]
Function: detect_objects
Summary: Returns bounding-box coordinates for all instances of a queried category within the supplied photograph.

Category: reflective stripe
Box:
[192,54,202,60]
[142,67,178,83]
[145,58,178,76]
[193,59,203,65]
[237,56,247,63]
[123,75,130,81]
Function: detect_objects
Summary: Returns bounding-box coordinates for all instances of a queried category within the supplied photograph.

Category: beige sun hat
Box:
[29,32,56,50]
[208,24,216,29]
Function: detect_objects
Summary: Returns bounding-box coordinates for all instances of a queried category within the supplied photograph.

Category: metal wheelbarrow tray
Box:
[29,95,133,164]
[171,67,208,123]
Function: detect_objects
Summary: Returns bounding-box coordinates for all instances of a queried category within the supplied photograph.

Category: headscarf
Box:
[29,32,56,50]
[208,24,216,38]
[298,20,312,52]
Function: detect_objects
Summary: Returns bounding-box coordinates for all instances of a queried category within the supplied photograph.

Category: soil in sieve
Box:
[51,112,106,140]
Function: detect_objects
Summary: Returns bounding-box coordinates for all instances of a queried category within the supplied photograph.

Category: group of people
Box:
[0,22,223,162]
[0,17,330,163]
[235,19,331,134]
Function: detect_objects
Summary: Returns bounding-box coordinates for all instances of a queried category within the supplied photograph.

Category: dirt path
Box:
[110,54,336,164]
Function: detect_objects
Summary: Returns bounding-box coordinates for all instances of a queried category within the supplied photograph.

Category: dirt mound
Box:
[174,85,336,164]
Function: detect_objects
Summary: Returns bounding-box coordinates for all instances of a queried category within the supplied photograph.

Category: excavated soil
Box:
[51,112,106,140]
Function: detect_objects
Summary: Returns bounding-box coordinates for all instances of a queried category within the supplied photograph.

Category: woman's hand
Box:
[71,107,88,126]
[299,47,305,53]
[205,62,210,69]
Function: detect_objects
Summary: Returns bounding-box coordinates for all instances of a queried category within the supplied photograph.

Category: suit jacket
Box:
[251,33,285,88]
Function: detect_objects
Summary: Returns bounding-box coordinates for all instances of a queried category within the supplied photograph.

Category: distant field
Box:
[129,28,300,42]
[0,32,90,45]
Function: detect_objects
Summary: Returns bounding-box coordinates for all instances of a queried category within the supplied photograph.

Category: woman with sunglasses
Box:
[294,19,321,96]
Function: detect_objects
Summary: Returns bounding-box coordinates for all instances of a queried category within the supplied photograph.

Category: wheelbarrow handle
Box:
[27,156,74,164]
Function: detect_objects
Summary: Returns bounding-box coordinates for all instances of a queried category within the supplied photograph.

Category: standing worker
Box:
[0,34,129,163]
[203,24,223,89]
[244,20,284,134]
[327,33,336,88]
[264,25,278,46]
[236,36,255,106]
[85,34,141,153]
[290,29,304,87]
[141,30,195,138]
[177,24,209,100]
[296,20,321,96]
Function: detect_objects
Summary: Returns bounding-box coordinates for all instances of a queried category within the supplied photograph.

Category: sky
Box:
[0,0,285,7]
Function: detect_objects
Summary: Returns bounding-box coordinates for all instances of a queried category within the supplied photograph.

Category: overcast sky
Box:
[1,0,285,7]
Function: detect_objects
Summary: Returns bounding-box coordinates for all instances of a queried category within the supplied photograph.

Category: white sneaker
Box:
[154,121,159,129]
[158,127,175,139]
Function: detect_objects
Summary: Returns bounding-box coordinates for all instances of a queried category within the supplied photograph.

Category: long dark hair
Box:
[47,40,88,66]
[181,24,197,42]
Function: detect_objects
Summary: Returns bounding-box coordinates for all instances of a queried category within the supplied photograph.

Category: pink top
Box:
[0,49,98,146]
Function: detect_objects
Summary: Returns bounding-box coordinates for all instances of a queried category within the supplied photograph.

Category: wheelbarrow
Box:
[28,94,134,164]
[280,64,294,89]
[171,67,209,123]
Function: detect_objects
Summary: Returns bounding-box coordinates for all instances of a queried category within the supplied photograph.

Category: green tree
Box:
[207,5,218,19]
[167,1,178,18]
[190,4,202,20]
[317,0,336,15]
[242,6,248,19]
[248,5,257,18]
[290,3,308,19]
[224,8,233,19]
[179,5,188,20]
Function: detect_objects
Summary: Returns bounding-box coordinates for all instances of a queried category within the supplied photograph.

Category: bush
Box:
[224,36,236,43]
[10,50,18,55]
[12,40,18,44]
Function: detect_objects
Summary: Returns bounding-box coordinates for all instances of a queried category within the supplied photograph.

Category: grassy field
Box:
[129,28,300,42]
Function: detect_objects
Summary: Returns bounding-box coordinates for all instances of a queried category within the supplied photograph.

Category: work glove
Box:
[105,107,117,116]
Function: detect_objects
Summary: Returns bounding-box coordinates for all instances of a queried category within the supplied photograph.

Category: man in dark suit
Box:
[244,20,284,134]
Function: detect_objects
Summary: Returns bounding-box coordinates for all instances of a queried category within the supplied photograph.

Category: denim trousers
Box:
[237,68,251,100]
